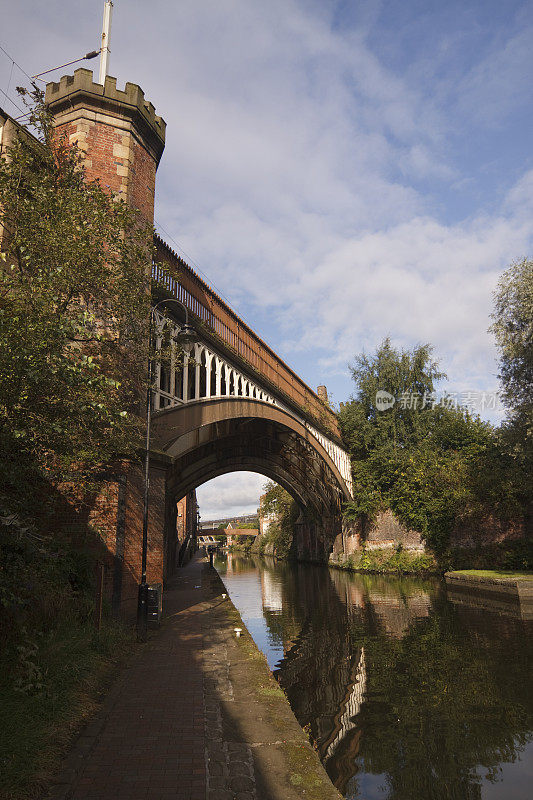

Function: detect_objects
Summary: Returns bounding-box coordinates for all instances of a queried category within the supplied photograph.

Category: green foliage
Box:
[345,338,446,453]
[445,539,533,572]
[0,88,152,493]
[491,258,533,413]
[490,258,533,518]
[228,538,254,554]
[0,497,135,799]
[260,481,298,558]
[339,339,520,554]
[334,546,438,574]
[0,499,94,643]
[0,613,133,799]
[0,94,147,797]
[260,481,293,519]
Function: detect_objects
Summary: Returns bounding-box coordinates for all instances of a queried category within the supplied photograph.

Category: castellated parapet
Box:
[45,69,166,223]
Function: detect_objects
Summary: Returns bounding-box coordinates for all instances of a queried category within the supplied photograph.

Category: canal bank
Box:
[45,554,341,800]
[216,552,533,799]
[445,569,533,619]
[250,532,440,575]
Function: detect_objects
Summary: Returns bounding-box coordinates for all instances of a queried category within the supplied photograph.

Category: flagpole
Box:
[98,1,114,85]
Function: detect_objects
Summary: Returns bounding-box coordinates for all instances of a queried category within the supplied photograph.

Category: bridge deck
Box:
[153,234,339,438]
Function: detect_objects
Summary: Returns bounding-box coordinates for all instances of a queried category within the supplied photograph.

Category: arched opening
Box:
[153,398,350,577]
[187,357,195,401]
[173,468,298,577]
[210,357,217,398]
[199,348,207,397]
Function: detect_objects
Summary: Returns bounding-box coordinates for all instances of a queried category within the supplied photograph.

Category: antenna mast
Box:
[98,1,114,85]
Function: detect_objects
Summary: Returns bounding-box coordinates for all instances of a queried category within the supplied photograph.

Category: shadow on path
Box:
[44,554,341,800]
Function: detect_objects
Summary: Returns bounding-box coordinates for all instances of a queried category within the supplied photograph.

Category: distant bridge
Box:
[199,513,258,531]
[197,536,223,548]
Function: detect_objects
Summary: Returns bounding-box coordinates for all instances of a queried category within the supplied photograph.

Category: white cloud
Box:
[2,0,532,516]
[196,472,266,520]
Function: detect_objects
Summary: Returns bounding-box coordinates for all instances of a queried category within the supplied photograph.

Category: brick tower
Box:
[45,68,166,224]
[44,69,167,618]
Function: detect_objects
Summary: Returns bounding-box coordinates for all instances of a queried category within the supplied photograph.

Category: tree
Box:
[491,258,533,414]
[491,259,533,531]
[260,481,298,557]
[339,339,498,553]
[343,338,446,453]
[260,482,293,519]
[0,89,152,502]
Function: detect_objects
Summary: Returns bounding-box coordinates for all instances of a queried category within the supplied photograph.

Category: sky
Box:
[1,1,532,519]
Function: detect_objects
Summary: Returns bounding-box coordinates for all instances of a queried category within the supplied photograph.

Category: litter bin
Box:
[147,583,162,628]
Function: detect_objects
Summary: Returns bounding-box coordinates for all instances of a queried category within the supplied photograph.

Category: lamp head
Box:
[175,322,196,356]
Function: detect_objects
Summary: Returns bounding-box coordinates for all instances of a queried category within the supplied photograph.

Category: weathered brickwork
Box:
[45,69,165,225]
[331,509,425,559]
[39,70,168,619]
[449,515,525,549]
[82,461,169,620]
[130,135,157,222]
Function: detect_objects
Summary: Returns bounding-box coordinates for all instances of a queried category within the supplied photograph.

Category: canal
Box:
[214,553,533,800]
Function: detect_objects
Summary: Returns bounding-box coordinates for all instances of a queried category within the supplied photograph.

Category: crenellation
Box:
[46,68,166,163]
[46,68,165,223]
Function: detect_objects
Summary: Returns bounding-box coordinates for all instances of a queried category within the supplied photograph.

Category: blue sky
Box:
[2,1,532,517]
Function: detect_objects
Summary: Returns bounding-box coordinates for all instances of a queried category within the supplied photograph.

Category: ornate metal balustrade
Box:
[152,236,341,438]
[152,310,353,497]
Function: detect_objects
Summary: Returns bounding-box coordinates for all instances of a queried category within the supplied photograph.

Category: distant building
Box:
[258,493,277,535]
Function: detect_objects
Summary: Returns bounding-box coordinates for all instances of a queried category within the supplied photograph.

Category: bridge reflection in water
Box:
[215,554,533,800]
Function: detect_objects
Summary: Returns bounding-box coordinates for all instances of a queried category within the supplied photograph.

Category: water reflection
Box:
[215,554,533,800]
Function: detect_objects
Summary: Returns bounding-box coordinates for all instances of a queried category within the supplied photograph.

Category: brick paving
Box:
[46,554,341,800]
[47,555,212,800]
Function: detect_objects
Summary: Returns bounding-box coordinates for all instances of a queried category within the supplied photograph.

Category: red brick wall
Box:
[49,98,162,618]
[117,462,166,619]
[72,461,168,622]
[332,510,424,557]
[449,515,525,548]
[172,490,198,574]
[53,118,157,224]
[130,136,157,222]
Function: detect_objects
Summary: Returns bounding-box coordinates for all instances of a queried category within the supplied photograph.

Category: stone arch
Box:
[152,398,351,524]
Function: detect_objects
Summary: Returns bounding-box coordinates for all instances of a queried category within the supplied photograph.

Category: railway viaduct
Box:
[42,69,353,616]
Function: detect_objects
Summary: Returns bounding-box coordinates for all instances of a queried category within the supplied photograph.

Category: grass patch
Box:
[448,569,533,581]
[259,686,285,698]
[0,616,135,800]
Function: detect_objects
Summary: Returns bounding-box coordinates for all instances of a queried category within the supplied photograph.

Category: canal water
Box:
[214,553,533,800]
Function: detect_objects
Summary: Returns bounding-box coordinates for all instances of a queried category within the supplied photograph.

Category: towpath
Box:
[46,554,341,800]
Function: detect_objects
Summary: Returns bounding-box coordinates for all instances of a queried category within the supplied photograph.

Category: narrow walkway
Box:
[47,555,341,800]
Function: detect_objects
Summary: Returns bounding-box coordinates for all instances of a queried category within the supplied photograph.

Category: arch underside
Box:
[152,399,350,515]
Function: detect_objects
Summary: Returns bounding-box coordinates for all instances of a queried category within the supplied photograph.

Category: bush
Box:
[444,539,533,572]
[335,546,438,575]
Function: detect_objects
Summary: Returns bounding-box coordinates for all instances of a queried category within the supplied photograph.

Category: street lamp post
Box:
[137,298,196,641]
